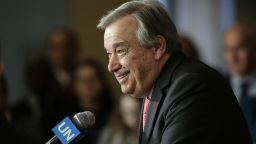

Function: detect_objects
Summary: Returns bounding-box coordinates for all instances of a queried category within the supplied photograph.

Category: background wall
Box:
[237,0,256,25]
[0,0,70,104]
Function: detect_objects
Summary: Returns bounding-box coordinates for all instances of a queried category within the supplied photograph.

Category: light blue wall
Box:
[0,0,70,105]
[159,0,235,73]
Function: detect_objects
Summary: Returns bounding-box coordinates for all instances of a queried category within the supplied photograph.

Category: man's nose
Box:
[108,55,121,73]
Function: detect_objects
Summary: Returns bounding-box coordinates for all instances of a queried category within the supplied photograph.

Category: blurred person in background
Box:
[223,23,256,142]
[180,36,200,59]
[0,67,33,143]
[26,27,79,142]
[98,94,141,144]
[73,59,114,144]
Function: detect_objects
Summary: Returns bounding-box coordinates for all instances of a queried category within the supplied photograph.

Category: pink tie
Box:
[143,96,150,131]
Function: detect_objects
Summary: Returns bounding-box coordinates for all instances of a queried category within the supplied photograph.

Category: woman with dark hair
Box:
[73,59,114,144]
[98,94,141,144]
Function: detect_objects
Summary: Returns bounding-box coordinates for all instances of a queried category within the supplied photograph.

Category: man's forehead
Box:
[103,16,138,49]
[104,39,128,51]
[104,33,127,49]
[224,30,245,44]
[225,26,247,41]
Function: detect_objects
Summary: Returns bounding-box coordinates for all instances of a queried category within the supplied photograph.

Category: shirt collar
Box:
[147,86,154,99]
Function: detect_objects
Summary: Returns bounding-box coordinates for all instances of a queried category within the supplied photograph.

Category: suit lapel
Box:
[140,49,185,144]
[141,85,164,144]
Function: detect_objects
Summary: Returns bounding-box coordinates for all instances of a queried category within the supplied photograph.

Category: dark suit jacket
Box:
[139,49,252,144]
[226,75,256,141]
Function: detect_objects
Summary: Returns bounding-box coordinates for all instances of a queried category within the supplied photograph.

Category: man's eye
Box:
[107,52,112,58]
[116,49,126,54]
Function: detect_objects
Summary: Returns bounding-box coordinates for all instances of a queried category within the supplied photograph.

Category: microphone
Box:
[45,111,95,144]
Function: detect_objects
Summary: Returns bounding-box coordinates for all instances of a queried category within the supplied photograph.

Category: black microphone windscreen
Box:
[72,111,95,130]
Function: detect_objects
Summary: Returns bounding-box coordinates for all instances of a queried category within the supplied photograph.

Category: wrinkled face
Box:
[48,31,72,66]
[104,16,157,98]
[224,29,254,76]
[74,66,103,100]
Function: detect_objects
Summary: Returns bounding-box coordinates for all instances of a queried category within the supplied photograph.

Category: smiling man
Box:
[103,15,168,98]
[97,1,252,144]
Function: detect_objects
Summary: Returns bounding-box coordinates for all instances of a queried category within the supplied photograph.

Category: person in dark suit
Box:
[96,1,252,144]
[223,23,256,142]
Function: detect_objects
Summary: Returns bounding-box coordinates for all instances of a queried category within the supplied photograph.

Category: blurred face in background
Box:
[47,30,74,67]
[224,26,255,77]
[74,65,103,101]
[120,96,141,131]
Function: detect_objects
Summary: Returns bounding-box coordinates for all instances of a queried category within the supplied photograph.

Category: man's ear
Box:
[153,35,167,60]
